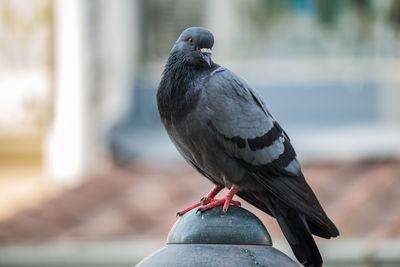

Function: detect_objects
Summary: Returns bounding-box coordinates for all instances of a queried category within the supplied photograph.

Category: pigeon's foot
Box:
[200,185,224,205]
[196,198,241,214]
[197,185,240,214]
[176,185,224,217]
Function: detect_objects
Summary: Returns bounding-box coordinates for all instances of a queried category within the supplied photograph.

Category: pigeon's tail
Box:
[274,200,323,267]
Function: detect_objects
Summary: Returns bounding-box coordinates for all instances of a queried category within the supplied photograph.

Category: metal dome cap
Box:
[167,206,272,246]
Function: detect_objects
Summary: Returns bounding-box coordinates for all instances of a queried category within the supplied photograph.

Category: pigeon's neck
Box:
[157,57,216,125]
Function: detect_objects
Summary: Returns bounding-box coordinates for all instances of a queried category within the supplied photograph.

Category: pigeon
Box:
[157,27,339,267]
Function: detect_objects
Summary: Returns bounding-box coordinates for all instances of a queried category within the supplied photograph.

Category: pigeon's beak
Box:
[200,48,212,67]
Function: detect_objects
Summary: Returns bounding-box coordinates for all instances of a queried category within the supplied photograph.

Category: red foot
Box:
[197,198,241,213]
[200,185,224,205]
[176,185,224,216]
[197,186,240,213]
[176,202,202,217]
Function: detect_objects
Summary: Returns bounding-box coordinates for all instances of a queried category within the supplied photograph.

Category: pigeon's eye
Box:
[188,38,194,46]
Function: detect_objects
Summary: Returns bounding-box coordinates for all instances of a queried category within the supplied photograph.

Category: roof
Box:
[0,158,399,244]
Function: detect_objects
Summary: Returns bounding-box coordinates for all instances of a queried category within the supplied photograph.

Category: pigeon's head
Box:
[170,27,214,68]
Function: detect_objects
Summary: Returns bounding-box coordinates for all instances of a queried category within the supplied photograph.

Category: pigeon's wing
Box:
[203,67,301,178]
[203,68,338,236]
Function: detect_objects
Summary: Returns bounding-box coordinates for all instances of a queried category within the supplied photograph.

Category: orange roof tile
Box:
[0,158,399,243]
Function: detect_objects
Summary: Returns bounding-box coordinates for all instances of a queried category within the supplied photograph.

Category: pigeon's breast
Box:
[159,74,211,127]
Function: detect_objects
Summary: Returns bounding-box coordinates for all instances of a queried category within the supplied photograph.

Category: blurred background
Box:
[0,0,400,266]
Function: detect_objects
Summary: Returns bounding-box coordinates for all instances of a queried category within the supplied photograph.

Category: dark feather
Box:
[250,172,339,238]
[273,199,323,267]
[247,121,282,151]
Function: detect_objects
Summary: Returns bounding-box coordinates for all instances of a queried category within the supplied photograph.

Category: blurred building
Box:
[0,0,400,266]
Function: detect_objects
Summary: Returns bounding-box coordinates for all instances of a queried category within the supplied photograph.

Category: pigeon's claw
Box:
[177,185,225,216]
[200,196,213,205]
[223,199,241,213]
[200,185,224,204]
[198,197,241,213]
[198,185,240,214]
[176,185,229,216]
[176,202,202,217]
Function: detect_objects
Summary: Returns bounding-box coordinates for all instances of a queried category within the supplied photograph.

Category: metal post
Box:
[137,206,298,266]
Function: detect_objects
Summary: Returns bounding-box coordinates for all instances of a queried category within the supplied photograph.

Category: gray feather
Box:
[201,69,298,173]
